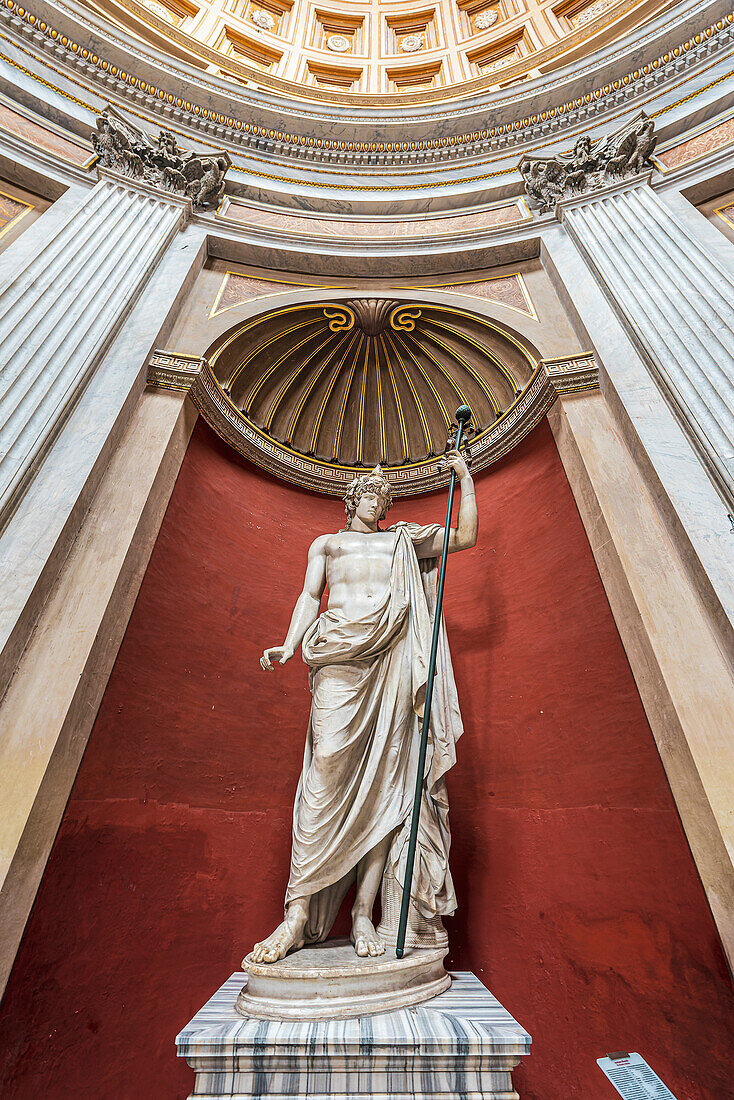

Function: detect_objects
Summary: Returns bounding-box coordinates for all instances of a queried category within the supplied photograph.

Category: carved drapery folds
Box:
[92,106,231,210]
[519,112,657,212]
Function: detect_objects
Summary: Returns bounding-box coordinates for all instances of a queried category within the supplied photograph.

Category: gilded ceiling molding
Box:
[0,0,732,171]
[714,201,734,231]
[146,348,599,495]
[14,0,726,109]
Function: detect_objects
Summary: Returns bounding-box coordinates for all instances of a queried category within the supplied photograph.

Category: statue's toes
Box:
[354,938,369,957]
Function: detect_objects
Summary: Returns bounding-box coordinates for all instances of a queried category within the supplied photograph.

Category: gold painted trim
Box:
[381,339,410,464]
[213,297,535,467]
[402,328,500,416]
[423,304,538,368]
[384,330,434,454]
[374,338,387,464]
[713,203,734,232]
[395,271,538,321]
[286,332,350,443]
[0,187,33,241]
[333,334,364,460]
[227,318,321,391]
[391,331,452,427]
[264,330,338,429]
[43,0,694,109]
[147,350,599,495]
[652,111,734,173]
[214,303,353,375]
[0,8,731,191]
[420,318,521,395]
[209,269,333,318]
[355,337,370,465]
[309,331,360,454]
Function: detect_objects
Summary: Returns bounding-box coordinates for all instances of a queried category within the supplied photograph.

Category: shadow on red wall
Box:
[0,419,732,1099]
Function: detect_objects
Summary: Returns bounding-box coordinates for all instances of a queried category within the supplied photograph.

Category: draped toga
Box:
[285,521,463,944]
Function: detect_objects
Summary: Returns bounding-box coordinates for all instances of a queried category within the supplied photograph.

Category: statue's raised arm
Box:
[414,448,478,559]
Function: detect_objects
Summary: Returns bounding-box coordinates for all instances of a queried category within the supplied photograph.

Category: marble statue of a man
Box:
[255,451,478,963]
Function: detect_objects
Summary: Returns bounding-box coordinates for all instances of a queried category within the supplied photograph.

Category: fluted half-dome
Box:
[208,299,537,468]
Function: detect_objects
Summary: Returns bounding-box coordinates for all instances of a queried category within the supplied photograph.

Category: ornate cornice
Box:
[146,348,599,496]
[0,0,732,174]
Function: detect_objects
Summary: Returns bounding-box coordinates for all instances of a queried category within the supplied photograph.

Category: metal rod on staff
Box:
[395,403,472,960]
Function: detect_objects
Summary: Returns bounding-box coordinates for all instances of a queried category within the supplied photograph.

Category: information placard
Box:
[597,1053,677,1098]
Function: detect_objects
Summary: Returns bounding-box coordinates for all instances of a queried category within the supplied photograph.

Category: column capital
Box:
[519,110,657,219]
[555,171,654,219]
[91,104,231,220]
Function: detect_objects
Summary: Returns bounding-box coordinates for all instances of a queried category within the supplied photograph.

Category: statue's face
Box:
[355,490,383,525]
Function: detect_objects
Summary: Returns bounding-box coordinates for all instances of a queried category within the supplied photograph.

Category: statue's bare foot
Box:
[252,911,306,964]
[351,914,385,958]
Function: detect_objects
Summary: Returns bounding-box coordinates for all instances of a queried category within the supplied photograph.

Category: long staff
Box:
[395,403,472,959]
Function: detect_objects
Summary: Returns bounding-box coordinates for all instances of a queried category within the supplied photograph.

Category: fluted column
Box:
[558,174,734,507]
[0,169,191,526]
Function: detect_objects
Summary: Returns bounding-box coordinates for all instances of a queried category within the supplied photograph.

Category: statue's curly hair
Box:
[343,466,393,529]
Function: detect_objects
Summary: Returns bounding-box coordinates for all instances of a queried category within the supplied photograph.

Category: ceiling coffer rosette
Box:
[208,299,535,470]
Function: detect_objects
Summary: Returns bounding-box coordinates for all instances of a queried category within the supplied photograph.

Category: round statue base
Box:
[236,938,450,1021]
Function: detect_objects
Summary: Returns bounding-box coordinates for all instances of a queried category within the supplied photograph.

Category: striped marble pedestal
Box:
[176,971,531,1099]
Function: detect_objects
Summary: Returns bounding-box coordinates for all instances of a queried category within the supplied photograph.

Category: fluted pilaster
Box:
[0,171,190,526]
[559,176,734,507]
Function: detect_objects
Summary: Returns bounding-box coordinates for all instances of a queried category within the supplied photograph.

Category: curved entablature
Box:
[0,0,731,211]
[1,0,729,130]
[146,299,598,493]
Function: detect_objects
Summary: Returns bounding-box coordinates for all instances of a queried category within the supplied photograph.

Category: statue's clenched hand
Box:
[260,646,293,671]
[441,448,470,480]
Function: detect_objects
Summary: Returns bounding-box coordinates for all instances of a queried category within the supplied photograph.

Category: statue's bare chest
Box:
[325,532,396,590]
[327,531,395,558]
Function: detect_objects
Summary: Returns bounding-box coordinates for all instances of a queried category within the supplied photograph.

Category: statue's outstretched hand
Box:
[441,448,470,480]
[260,646,293,671]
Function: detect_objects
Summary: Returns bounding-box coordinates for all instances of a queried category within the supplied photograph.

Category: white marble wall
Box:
[0,171,190,528]
[0,177,206,995]
[559,175,734,511]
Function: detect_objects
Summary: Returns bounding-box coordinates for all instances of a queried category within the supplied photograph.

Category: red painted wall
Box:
[1,420,732,1099]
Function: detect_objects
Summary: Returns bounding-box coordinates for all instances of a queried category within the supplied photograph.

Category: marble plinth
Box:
[237,938,449,1020]
[177,970,531,1100]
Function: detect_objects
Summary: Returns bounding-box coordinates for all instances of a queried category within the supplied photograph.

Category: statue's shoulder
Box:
[307,533,333,557]
[388,521,442,543]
